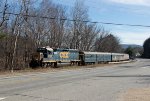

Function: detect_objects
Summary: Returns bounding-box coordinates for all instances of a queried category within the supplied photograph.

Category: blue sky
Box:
[55,0,150,45]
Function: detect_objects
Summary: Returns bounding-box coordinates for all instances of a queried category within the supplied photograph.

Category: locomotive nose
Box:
[32,52,41,60]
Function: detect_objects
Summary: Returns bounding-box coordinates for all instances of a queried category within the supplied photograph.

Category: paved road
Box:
[0,59,150,101]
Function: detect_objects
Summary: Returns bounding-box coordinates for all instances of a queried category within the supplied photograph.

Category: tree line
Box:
[0,0,122,70]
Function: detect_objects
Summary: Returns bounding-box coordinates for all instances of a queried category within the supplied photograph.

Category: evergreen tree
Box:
[143,37,150,58]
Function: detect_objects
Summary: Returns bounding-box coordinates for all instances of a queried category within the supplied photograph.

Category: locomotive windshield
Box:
[37,47,53,58]
[37,48,53,54]
[37,48,47,53]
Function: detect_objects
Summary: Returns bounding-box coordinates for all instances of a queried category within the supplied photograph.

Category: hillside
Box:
[121,44,142,49]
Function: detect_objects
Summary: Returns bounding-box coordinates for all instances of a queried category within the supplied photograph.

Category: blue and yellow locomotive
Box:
[29,46,129,68]
[29,46,80,67]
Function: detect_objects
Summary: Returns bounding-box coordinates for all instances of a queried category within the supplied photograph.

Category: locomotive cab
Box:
[30,47,54,68]
[37,47,53,59]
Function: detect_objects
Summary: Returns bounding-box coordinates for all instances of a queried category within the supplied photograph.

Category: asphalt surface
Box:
[0,59,150,101]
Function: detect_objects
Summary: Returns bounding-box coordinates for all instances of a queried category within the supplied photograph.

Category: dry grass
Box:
[0,60,134,76]
[0,63,113,76]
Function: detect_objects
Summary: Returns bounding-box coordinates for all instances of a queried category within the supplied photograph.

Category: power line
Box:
[1,12,150,28]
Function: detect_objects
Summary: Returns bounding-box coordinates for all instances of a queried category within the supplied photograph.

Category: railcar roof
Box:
[111,53,129,55]
[82,52,128,55]
[83,52,110,54]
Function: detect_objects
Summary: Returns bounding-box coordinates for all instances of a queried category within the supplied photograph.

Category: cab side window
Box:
[48,51,52,55]
[43,50,48,58]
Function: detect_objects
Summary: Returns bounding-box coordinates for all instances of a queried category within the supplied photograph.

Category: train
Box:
[29,46,129,68]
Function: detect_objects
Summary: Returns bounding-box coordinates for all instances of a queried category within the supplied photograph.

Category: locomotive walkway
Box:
[0,59,150,101]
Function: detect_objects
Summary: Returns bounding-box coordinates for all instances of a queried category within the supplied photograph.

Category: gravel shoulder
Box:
[119,88,150,101]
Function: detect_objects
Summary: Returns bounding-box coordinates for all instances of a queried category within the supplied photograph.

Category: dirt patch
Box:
[119,88,150,101]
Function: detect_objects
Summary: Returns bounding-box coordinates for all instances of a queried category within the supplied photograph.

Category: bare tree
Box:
[0,0,9,28]
[78,23,100,51]
[94,31,121,52]
[69,0,89,49]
